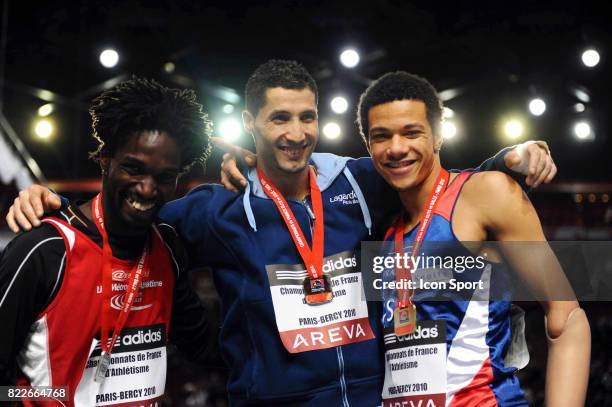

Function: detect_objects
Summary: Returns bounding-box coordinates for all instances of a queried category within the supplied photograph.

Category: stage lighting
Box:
[574,103,586,113]
[573,121,592,140]
[504,119,524,139]
[164,62,176,73]
[99,49,119,68]
[330,96,348,114]
[323,122,341,140]
[223,104,235,114]
[581,49,600,68]
[37,103,54,117]
[528,98,546,116]
[340,49,360,68]
[443,107,455,119]
[442,121,457,139]
[34,119,54,140]
[219,118,242,142]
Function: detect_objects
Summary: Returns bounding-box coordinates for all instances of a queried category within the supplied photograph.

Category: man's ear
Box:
[365,136,372,155]
[434,134,443,153]
[242,110,255,135]
[100,157,110,175]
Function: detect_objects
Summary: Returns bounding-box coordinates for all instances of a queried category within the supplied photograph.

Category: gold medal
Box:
[394,303,417,336]
[303,275,333,305]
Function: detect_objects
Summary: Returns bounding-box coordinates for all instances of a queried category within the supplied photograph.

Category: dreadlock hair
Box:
[89,77,212,173]
[357,71,443,145]
[245,59,318,115]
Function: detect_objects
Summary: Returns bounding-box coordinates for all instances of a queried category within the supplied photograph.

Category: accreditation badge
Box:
[382,320,447,407]
[265,251,375,353]
[303,274,334,305]
[75,325,168,406]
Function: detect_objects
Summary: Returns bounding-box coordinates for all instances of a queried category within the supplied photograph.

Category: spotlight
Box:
[340,49,360,68]
[581,49,600,68]
[442,107,455,119]
[34,119,54,140]
[219,118,242,142]
[504,119,524,140]
[37,103,54,117]
[323,122,341,140]
[528,98,546,116]
[330,96,348,114]
[442,121,457,139]
[99,48,119,68]
[574,103,586,113]
[573,121,592,140]
[164,62,176,73]
[222,104,235,114]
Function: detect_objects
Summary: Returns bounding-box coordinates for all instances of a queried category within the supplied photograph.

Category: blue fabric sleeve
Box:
[466,146,529,190]
[158,185,214,269]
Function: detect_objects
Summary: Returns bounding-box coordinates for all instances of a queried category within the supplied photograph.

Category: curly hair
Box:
[357,71,443,145]
[89,77,212,173]
[245,59,318,115]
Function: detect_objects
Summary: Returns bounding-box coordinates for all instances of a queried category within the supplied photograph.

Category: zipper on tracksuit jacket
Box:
[300,197,350,407]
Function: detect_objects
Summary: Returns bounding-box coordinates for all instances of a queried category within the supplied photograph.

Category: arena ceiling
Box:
[1,0,610,183]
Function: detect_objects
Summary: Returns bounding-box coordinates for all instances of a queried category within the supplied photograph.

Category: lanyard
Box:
[91,194,150,363]
[257,166,324,280]
[393,169,449,309]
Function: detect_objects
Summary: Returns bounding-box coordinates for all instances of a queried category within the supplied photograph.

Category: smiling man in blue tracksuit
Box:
[159,60,554,406]
[5,60,555,406]
[160,60,393,405]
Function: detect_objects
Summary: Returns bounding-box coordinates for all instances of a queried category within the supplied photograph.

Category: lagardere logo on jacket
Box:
[329,190,358,205]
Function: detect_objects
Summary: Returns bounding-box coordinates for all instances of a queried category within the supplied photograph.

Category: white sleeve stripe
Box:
[59,211,70,223]
[154,225,181,277]
[48,252,67,304]
[157,223,177,233]
[0,237,64,310]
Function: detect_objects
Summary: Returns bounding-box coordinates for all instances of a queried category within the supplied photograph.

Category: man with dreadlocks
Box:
[0,77,214,405]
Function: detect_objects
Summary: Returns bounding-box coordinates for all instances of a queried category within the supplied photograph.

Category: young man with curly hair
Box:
[0,77,214,405]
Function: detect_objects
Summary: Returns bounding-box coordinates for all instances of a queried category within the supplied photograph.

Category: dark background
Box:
[1,0,610,181]
[0,1,610,406]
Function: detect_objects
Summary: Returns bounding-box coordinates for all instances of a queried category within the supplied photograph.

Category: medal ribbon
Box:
[393,169,449,309]
[92,194,150,358]
[257,167,324,280]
